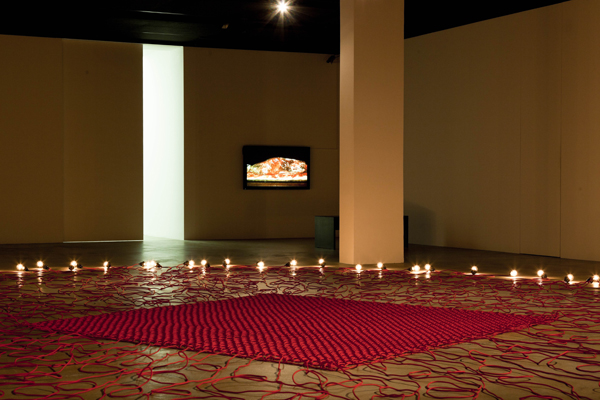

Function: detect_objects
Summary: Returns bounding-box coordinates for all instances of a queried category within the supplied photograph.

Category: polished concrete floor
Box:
[2,237,599,281]
[1,238,599,399]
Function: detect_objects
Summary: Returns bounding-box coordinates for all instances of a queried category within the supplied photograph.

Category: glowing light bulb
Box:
[510,269,518,277]
[149,261,157,268]
[426,272,431,279]
[425,264,431,271]
[355,264,362,272]
[201,260,207,266]
[594,275,599,282]
[71,261,78,267]
[103,261,110,268]
[318,258,325,266]
[276,1,289,13]
[37,261,44,268]
[377,262,383,269]
[257,261,265,268]
[471,266,478,275]
[16,264,25,271]
[290,259,297,267]
[412,265,420,273]
[537,269,544,277]
[225,259,230,265]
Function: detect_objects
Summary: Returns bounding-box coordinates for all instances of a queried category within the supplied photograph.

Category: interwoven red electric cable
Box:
[0,264,598,398]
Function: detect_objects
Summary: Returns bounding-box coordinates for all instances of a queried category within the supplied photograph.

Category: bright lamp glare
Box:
[567,274,574,282]
[201,260,207,266]
[510,269,518,277]
[377,262,383,269]
[355,264,362,272]
[594,275,600,282]
[37,261,44,268]
[71,261,77,267]
[290,259,297,266]
[412,265,420,273]
[258,261,265,268]
[17,264,25,271]
[225,258,230,265]
[424,264,431,271]
[537,269,544,277]
[276,1,289,13]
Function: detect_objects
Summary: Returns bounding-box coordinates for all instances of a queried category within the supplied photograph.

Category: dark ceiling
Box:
[0,0,568,55]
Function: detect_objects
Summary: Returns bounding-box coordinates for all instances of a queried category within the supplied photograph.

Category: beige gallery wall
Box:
[184,48,339,239]
[406,0,600,262]
[63,40,143,241]
[405,5,562,257]
[0,35,64,244]
[561,0,600,261]
[405,12,523,254]
[0,34,144,244]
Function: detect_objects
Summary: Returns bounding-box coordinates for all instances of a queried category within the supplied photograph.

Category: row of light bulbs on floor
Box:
[470,265,600,285]
[17,261,111,272]
[13,260,600,284]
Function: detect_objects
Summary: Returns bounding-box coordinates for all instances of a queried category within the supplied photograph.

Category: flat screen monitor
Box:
[243,145,310,190]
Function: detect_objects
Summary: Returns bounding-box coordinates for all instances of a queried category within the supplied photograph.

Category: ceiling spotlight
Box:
[471,266,478,275]
[510,269,518,277]
[355,264,362,272]
[276,1,289,13]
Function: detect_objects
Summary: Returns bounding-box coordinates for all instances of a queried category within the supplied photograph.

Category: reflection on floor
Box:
[0,239,599,399]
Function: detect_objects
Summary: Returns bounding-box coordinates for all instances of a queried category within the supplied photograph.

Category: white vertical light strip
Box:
[143,44,184,240]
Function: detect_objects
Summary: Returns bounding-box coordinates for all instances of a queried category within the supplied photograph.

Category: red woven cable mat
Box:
[32,293,554,371]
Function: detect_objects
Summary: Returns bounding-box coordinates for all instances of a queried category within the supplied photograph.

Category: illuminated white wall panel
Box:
[143,45,184,239]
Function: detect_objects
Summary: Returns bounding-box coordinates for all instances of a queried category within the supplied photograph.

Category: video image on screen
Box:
[243,146,310,189]
[246,157,307,187]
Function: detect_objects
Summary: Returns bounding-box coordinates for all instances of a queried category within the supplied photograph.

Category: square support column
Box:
[340,0,404,264]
